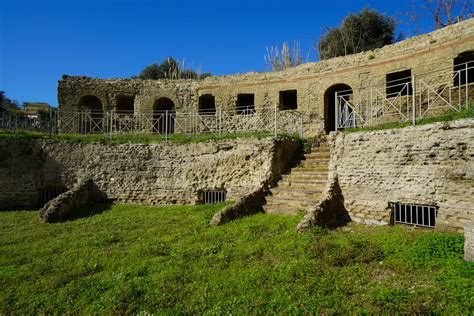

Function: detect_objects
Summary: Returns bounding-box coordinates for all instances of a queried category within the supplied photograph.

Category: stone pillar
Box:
[465,222,474,262]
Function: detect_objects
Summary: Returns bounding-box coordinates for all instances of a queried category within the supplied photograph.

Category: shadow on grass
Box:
[62,202,114,222]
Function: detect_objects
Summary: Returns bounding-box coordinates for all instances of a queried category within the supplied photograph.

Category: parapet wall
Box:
[331,119,474,232]
[0,137,299,209]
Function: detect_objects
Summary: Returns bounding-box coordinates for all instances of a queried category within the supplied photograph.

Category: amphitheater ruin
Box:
[1,19,473,234]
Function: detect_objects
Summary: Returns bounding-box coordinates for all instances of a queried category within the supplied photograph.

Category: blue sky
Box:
[1,0,434,106]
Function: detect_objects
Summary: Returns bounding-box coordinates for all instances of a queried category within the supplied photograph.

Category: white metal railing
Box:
[336,61,473,130]
[1,104,304,139]
[392,202,437,228]
[0,109,58,134]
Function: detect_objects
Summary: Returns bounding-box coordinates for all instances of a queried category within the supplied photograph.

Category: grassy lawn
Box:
[1,204,472,314]
[0,130,301,144]
[344,104,474,133]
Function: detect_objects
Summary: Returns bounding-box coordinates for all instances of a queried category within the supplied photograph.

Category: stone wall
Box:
[330,119,474,232]
[57,19,474,136]
[0,137,300,210]
[58,77,198,114]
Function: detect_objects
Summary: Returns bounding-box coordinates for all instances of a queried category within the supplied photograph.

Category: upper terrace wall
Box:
[58,19,474,136]
[58,77,198,115]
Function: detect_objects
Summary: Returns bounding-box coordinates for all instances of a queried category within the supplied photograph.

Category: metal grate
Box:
[202,190,226,204]
[392,202,437,228]
[39,187,68,205]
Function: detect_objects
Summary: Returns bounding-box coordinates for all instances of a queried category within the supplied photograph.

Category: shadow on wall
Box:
[0,139,72,210]
[297,177,351,231]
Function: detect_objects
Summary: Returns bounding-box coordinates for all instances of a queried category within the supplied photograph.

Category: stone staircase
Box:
[263,142,330,215]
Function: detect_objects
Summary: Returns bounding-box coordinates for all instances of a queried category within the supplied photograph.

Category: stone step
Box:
[263,142,329,216]
[278,179,326,189]
[310,143,330,149]
[290,169,329,175]
[282,172,328,181]
[296,158,330,164]
[304,152,331,159]
[265,195,321,208]
[293,166,329,172]
[268,189,323,202]
[263,204,303,215]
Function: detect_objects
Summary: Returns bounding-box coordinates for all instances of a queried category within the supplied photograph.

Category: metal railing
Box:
[392,202,437,228]
[335,61,473,130]
[202,190,226,204]
[0,109,58,134]
[0,104,304,139]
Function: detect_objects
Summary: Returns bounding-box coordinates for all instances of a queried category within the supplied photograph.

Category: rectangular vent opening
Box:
[202,190,226,204]
[40,187,68,205]
[392,202,437,228]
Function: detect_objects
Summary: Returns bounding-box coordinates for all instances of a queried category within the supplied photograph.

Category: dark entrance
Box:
[236,94,255,114]
[199,94,216,115]
[323,84,353,133]
[453,51,474,86]
[78,95,103,133]
[153,97,175,134]
[116,96,134,113]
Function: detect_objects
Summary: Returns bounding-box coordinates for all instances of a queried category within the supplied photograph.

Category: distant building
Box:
[23,102,51,118]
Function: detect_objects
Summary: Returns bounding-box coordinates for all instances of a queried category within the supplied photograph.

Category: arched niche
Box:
[78,95,103,133]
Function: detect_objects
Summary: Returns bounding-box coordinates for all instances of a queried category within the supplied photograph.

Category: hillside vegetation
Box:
[1,204,472,314]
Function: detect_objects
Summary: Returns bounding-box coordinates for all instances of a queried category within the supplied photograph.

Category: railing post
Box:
[274,103,277,137]
[165,110,168,141]
[466,62,469,108]
[299,114,304,139]
[412,75,416,126]
[335,92,338,131]
[219,108,222,137]
[49,106,52,137]
[109,111,113,139]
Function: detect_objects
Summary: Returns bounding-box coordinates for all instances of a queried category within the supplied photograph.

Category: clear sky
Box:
[1,0,434,106]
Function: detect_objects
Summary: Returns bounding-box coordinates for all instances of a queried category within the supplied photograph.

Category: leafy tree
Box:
[0,91,22,112]
[136,57,211,80]
[318,8,399,60]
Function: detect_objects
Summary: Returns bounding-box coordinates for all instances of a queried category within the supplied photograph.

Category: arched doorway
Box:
[153,97,175,134]
[453,50,474,86]
[323,84,353,133]
[79,95,103,133]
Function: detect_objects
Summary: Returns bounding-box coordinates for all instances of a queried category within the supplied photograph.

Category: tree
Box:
[264,41,303,71]
[0,91,22,112]
[401,0,473,34]
[318,8,399,60]
[136,57,211,80]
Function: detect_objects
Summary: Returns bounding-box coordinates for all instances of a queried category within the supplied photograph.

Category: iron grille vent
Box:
[202,190,226,204]
[40,187,68,205]
[392,202,437,228]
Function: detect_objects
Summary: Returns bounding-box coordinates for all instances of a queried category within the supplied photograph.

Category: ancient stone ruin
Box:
[0,19,473,234]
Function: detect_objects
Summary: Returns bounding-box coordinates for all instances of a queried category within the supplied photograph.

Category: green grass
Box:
[1,204,472,314]
[0,130,301,144]
[344,104,474,133]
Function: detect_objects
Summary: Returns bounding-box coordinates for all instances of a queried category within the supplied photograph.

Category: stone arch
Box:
[153,97,175,134]
[116,95,134,113]
[78,95,103,133]
[79,95,103,111]
[323,84,353,133]
[453,50,474,86]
